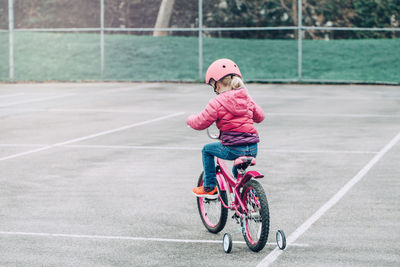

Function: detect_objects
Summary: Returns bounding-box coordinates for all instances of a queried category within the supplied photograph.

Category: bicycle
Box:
[195,128,286,253]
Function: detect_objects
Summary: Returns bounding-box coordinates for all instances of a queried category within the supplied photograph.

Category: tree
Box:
[153,0,175,36]
[203,0,292,39]
[352,0,400,38]
[0,1,8,29]
[3,0,399,39]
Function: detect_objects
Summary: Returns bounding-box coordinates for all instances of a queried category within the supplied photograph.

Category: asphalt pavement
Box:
[0,82,399,266]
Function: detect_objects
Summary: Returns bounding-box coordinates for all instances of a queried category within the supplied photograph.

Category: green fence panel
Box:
[203,36,298,82]
[302,36,400,84]
[103,34,198,82]
[0,32,8,81]
[13,32,101,81]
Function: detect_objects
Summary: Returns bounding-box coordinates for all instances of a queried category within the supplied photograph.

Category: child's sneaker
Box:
[193,186,218,199]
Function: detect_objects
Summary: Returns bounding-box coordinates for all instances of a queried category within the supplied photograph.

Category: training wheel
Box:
[223,233,232,253]
[276,230,286,250]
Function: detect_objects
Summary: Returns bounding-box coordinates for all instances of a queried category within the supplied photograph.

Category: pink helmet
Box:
[205,58,242,85]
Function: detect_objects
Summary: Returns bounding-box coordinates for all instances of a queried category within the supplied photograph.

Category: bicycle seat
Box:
[234,156,256,171]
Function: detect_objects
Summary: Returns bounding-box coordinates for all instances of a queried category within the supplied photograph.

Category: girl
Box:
[187,58,265,197]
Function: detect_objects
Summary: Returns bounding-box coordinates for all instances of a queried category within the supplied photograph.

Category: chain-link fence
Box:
[1,0,399,84]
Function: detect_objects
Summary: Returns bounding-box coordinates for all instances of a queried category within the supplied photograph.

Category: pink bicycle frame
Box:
[215,158,264,218]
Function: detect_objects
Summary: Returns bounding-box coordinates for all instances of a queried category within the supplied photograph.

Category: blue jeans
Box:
[202,142,258,188]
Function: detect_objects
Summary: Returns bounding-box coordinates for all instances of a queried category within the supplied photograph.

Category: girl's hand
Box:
[186,115,195,129]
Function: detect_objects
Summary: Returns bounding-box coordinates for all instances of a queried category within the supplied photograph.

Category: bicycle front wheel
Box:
[196,171,228,234]
[241,179,270,252]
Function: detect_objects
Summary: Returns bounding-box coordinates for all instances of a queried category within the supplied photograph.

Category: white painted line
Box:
[0,146,53,161]
[0,93,24,98]
[0,112,185,161]
[0,144,48,147]
[261,149,377,155]
[257,130,400,267]
[60,145,379,155]
[268,112,400,118]
[0,94,75,108]
[262,96,400,100]
[1,108,399,118]
[0,108,178,115]
[0,108,147,113]
[0,231,309,247]
[42,108,139,113]
[64,144,200,151]
[0,144,378,154]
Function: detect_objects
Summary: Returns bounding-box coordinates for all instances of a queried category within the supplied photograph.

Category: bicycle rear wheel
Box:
[241,179,270,252]
[196,171,228,233]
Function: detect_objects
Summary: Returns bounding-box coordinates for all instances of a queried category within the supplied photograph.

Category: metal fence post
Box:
[298,0,302,81]
[198,0,203,81]
[8,0,14,81]
[100,0,104,78]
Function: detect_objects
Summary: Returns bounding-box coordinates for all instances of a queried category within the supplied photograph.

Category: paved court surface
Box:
[0,82,399,266]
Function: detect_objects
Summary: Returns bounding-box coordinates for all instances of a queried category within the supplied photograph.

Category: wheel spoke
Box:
[197,172,228,234]
[202,198,221,227]
[243,185,267,246]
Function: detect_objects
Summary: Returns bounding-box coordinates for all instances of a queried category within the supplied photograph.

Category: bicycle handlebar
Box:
[207,128,219,139]
[187,122,218,139]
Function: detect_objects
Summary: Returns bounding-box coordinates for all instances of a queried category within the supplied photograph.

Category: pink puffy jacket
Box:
[187,88,265,133]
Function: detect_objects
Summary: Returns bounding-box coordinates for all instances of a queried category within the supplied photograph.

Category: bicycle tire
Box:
[241,179,270,252]
[196,171,228,233]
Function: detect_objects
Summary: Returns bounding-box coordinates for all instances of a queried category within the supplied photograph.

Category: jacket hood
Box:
[216,88,249,116]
